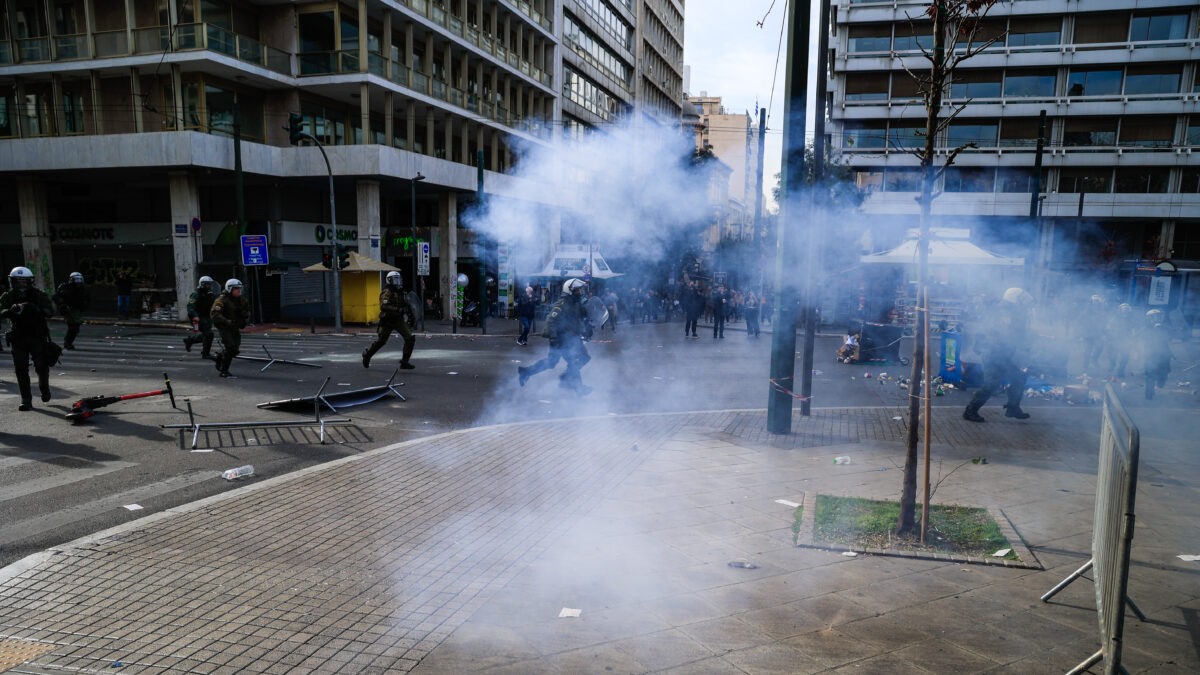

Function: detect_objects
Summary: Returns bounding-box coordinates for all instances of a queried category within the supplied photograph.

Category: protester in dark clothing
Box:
[1142,310,1172,400]
[683,283,702,338]
[1,267,55,410]
[711,285,729,339]
[744,291,761,337]
[515,286,537,345]
[115,271,133,319]
[963,288,1033,423]
[1082,294,1106,370]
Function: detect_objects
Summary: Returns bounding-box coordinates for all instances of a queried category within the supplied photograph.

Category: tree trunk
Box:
[898,4,946,536]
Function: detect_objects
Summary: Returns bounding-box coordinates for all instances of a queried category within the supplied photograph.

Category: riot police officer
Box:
[362,271,416,369]
[53,271,89,350]
[963,287,1033,423]
[210,278,250,378]
[518,278,593,395]
[1,267,56,410]
[183,276,217,359]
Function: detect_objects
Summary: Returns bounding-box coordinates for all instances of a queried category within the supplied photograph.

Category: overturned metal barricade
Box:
[234,345,323,372]
[257,368,406,412]
[163,378,351,449]
[1041,384,1143,675]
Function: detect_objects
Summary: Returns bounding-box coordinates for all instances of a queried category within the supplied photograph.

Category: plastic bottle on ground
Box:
[222,465,254,480]
[833,456,851,465]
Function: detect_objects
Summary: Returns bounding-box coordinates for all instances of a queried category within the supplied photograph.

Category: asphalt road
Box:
[1,318,1193,568]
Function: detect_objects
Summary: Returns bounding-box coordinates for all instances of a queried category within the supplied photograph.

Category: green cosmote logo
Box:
[314,225,356,243]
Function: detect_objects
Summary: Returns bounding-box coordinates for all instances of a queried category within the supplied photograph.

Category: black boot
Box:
[18,400,31,411]
[1004,404,1030,419]
[518,366,530,387]
[362,348,371,369]
[400,340,415,369]
[962,403,985,423]
[39,374,50,403]
[184,338,193,352]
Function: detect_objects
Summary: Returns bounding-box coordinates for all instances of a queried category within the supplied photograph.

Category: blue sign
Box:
[241,235,269,266]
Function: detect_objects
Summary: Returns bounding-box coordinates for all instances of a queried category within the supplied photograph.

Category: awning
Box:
[302,251,401,273]
[859,229,1023,267]
[532,244,622,279]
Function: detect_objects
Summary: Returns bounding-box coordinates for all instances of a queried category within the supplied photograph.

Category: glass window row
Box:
[840,116,1200,151]
[851,166,1200,195]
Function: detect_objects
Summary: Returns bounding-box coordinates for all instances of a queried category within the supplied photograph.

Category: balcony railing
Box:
[0,41,11,65]
[16,37,51,62]
[299,50,358,76]
[368,52,386,77]
[390,60,410,87]
[845,36,1200,60]
[54,34,89,59]
[92,30,128,57]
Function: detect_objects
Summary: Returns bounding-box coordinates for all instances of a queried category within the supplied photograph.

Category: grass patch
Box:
[813,495,1018,560]
[790,505,804,545]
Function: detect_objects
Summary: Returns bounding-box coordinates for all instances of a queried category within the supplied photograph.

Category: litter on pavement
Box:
[557,608,582,618]
[992,548,1012,557]
[1178,554,1200,562]
[842,551,858,557]
[122,504,143,511]
[775,499,801,508]
[728,560,759,569]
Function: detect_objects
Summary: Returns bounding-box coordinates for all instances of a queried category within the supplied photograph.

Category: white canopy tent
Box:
[533,244,623,279]
[859,228,1024,267]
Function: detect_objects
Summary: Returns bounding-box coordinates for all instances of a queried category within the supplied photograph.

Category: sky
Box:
[683,0,819,212]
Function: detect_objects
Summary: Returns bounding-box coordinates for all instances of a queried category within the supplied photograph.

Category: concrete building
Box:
[689,93,759,242]
[0,0,683,321]
[828,0,1200,300]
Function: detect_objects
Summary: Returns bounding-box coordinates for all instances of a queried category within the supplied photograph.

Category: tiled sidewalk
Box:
[1,406,1197,674]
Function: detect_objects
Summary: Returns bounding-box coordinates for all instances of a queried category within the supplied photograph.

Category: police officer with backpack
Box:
[210,278,250,378]
[53,271,89,350]
[517,278,593,395]
[183,276,217,359]
[1,267,57,410]
[362,271,417,369]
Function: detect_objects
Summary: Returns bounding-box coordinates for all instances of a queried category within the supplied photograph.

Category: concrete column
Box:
[461,121,471,164]
[491,130,499,171]
[123,0,134,55]
[477,125,484,162]
[406,22,414,69]
[383,10,392,79]
[438,192,458,320]
[426,109,435,156]
[384,91,393,146]
[17,177,55,292]
[444,113,453,160]
[83,0,96,56]
[169,173,202,314]
[50,75,64,135]
[424,33,434,76]
[359,82,370,144]
[357,180,381,258]
[1160,220,1176,258]
[358,0,368,73]
[129,67,144,132]
[407,100,416,151]
[460,52,469,92]
[170,63,183,130]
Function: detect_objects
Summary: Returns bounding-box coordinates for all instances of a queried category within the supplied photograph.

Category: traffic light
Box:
[321,252,332,269]
[286,112,304,145]
[337,245,350,270]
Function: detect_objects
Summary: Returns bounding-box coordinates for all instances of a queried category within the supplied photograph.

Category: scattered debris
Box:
[1178,554,1200,562]
[842,551,858,557]
[557,607,582,618]
[992,548,1012,558]
[774,499,801,508]
[221,465,254,480]
[122,504,143,511]
[66,372,176,424]
[834,456,851,465]
[892,416,903,421]
[728,560,759,569]
[110,662,124,669]
[447,372,458,375]
[971,457,988,465]
[190,448,214,453]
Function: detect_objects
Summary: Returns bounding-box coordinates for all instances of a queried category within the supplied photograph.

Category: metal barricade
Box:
[1041,384,1144,675]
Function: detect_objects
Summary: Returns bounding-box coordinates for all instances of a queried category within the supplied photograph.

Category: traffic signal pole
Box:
[287,113,342,333]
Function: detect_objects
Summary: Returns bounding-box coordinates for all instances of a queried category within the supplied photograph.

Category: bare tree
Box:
[896,0,1003,537]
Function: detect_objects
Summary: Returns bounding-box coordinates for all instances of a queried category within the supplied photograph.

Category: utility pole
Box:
[411,172,425,330]
[753,107,767,290]
[767,0,812,435]
[478,149,487,335]
[1027,109,1047,288]
[286,113,342,332]
[799,0,831,417]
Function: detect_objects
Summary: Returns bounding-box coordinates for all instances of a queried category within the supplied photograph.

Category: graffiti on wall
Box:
[24,249,53,291]
[78,258,142,287]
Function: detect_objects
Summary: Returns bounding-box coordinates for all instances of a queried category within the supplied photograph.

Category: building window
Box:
[885,168,921,192]
[0,92,15,137]
[1059,169,1112,193]
[564,14,633,89]
[888,122,924,150]
[853,168,883,192]
[1181,169,1200,194]
[1118,116,1175,147]
[848,24,890,52]
[563,66,623,121]
[1003,70,1056,98]
[563,115,590,144]
[1007,16,1060,47]
[1114,168,1170,193]
[890,72,926,102]
[842,120,885,149]
[999,118,1042,148]
[893,23,933,52]
[301,100,346,146]
[299,11,336,74]
[1067,69,1122,97]
[845,72,888,101]
[947,120,998,148]
[949,70,1001,99]
[1129,13,1189,42]
[61,89,83,133]
[1124,65,1182,95]
[20,88,52,136]
[943,167,994,192]
[1187,118,1200,146]
[997,168,1046,193]
[1064,118,1117,147]
[1074,12,1129,44]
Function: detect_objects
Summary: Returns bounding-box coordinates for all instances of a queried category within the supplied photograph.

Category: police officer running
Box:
[517,278,593,395]
[183,276,217,359]
[210,278,250,378]
[1,267,56,410]
[362,271,417,369]
[53,271,90,350]
[962,287,1034,423]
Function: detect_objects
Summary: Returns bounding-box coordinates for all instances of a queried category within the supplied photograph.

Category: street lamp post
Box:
[286,113,341,332]
[410,172,425,330]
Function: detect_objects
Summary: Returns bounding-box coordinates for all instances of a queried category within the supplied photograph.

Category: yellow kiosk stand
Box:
[302,251,400,325]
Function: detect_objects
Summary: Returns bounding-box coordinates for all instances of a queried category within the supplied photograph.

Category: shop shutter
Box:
[279,245,328,308]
